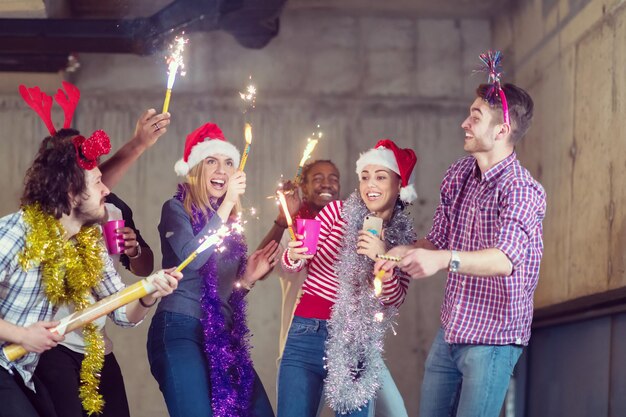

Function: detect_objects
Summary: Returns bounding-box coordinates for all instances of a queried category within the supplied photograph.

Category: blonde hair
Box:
[183,161,240,219]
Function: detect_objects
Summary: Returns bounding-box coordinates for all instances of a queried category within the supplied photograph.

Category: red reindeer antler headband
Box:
[19,81,111,170]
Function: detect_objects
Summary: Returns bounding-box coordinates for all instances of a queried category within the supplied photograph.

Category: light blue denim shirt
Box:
[156,198,241,328]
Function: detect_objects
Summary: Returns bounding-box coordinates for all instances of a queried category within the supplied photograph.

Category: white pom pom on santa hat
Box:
[174,123,241,176]
[355,139,418,203]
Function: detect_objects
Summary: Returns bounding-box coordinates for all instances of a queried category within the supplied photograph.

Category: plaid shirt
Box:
[0,211,134,391]
[426,153,546,345]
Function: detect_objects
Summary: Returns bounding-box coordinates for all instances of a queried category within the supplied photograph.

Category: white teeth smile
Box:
[367,193,381,198]
[211,179,225,185]
[319,192,332,198]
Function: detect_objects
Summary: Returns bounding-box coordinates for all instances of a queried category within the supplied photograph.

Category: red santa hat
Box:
[174,122,241,176]
[355,139,418,203]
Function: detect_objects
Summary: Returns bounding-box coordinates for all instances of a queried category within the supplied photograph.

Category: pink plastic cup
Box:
[295,219,322,255]
[102,219,125,254]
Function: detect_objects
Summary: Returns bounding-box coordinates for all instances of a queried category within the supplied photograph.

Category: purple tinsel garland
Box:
[175,184,254,417]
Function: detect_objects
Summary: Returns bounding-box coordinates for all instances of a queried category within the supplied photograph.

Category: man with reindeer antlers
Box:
[0,82,180,417]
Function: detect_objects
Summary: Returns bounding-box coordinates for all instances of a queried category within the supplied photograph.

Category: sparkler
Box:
[162,35,188,114]
[294,125,323,184]
[3,225,234,362]
[238,77,256,171]
[276,190,297,241]
[376,254,402,262]
[373,269,385,297]
[373,253,401,297]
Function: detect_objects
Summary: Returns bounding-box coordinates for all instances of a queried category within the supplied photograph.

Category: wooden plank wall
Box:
[494,0,626,308]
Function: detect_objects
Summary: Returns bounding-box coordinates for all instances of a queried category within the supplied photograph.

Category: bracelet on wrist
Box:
[127,244,142,259]
[139,296,157,308]
[274,220,288,229]
[235,280,254,291]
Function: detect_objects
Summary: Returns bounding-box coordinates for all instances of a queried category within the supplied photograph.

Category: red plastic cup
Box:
[295,219,322,255]
[102,219,125,254]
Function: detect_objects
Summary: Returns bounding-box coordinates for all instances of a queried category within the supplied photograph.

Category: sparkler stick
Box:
[373,253,402,297]
[238,78,256,171]
[3,227,230,362]
[373,269,385,297]
[294,126,323,184]
[162,35,188,113]
[239,123,252,171]
[376,254,402,262]
[276,190,297,241]
[294,139,318,184]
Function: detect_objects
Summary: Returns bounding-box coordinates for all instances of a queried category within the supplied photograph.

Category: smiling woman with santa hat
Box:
[278,140,418,417]
[146,122,280,417]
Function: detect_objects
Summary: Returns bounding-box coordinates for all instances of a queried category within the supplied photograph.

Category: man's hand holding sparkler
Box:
[138,268,182,308]
[374,245,413,281]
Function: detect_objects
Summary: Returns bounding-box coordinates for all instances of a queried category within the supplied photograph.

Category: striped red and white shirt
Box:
[427,153,546,346]
[282,200,409,320]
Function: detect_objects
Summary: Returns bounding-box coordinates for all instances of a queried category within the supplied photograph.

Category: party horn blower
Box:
[3,227,229,362]
[276,190,297,241]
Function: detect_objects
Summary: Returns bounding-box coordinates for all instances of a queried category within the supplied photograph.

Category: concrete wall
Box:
[0,10,491,416]
[493,0,626,309]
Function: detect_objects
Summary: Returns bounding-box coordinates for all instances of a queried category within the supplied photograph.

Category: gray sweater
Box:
[156,198,242,328]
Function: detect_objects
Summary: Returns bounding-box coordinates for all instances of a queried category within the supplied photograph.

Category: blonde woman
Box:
[147,123,279,417]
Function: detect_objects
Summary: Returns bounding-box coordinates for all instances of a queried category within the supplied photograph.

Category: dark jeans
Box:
[35,345,130,417]
[147,311,274,417]
[0,366,57,417]
[277,316,371,417]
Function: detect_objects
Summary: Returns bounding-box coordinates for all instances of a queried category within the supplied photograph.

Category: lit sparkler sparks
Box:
[162,35,188,113]
[238,76,256,172]
[277,190,297,241]
[294,125,323,184]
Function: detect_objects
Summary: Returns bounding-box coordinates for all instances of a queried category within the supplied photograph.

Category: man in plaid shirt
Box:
[0,129,180,417]
[377,83,546,417]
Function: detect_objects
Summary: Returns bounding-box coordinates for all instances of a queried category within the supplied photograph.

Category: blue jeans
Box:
[369,364,408,417]
[147,311,274,417]
[419,328,523,417]
[277,316,371,417]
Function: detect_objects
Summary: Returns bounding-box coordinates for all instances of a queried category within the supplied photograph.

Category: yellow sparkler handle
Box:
[373,269,386,297]
[287,226,297,241]
[175,251,198,273]
[238,143,251,172]
[294,166,304,185]
[162,88,172,113]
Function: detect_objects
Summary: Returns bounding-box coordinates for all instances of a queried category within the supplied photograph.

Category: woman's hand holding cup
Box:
[287,234,314,262]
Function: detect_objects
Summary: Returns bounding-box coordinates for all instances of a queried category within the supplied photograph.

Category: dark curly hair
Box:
[476,83,534,144]
[301,159,339,184]
[21,129,88,219]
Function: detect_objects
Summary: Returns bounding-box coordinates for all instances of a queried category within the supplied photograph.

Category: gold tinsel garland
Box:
[19,204,107,415]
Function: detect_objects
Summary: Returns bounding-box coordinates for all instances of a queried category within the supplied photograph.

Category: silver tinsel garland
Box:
[324,192,416,414]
